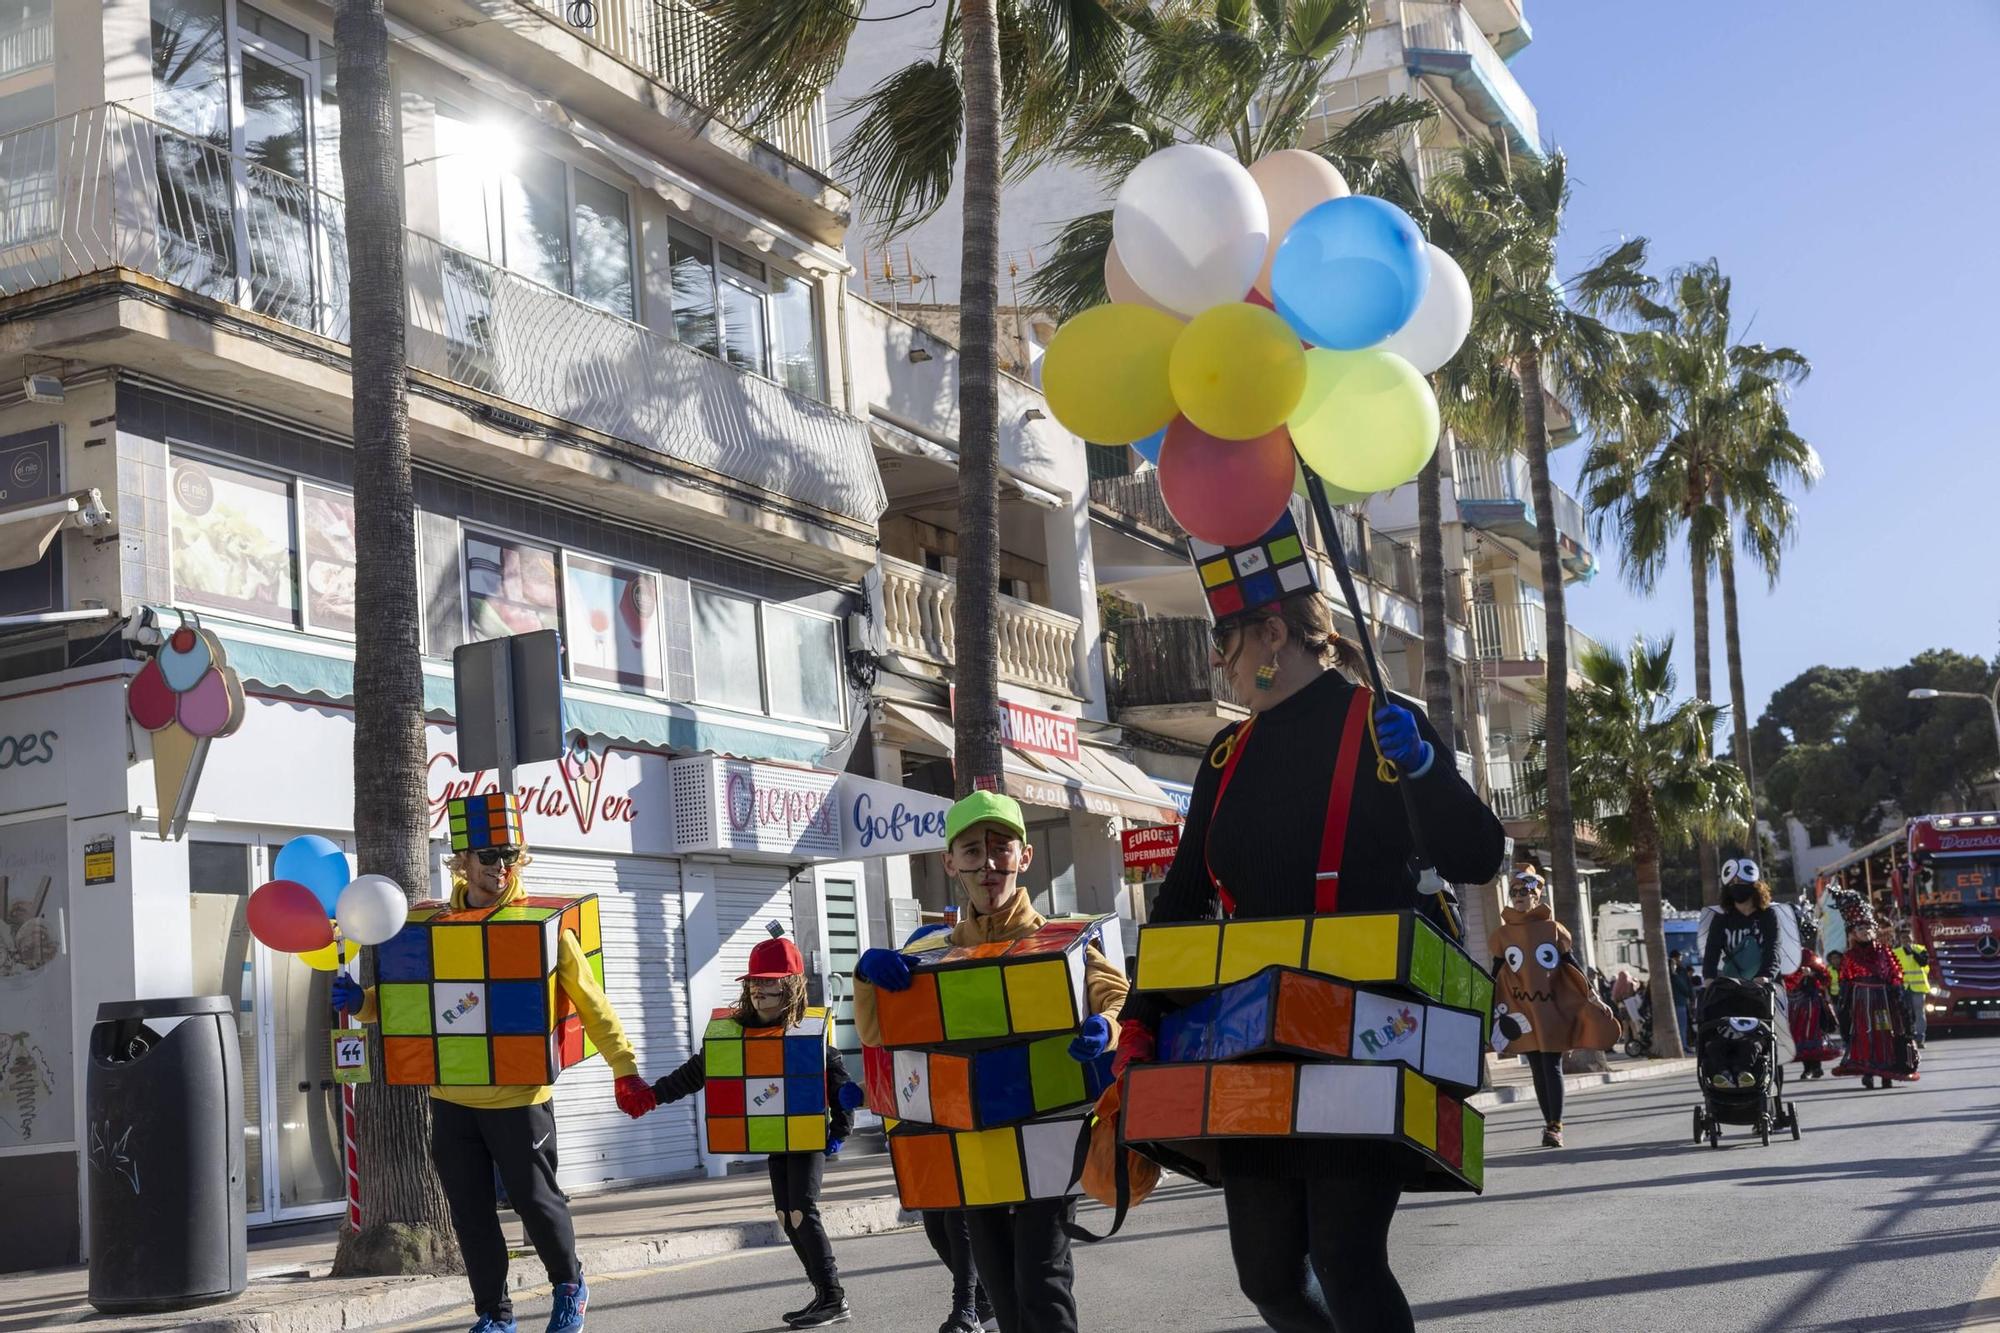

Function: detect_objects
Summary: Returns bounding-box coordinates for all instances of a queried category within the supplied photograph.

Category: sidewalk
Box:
[2,1053,1698,1333]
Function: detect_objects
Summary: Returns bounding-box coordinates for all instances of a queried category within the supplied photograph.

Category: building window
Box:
[299,481,357,636]
[463,529,560,640]
[691,585,763,714]
[763,604,842,725]
[167,450,298,625]
[500,143,571,294]
[768,266,823,400]
[719,246,770,378]
[561,552,664,691]
[668,221,720,356]
[666,224,825,400]
[571,169,634,318]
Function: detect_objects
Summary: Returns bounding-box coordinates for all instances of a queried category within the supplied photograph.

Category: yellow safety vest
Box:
[1894,946,1931,993]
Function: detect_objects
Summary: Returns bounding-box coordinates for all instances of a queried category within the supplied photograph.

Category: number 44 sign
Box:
[331,1031,371,1085]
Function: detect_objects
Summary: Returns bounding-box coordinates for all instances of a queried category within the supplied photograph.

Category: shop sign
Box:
[330,1031,370,1085]
[952,688,1080,762]
[1156,780,1195,820]
[839,774,952,858]
[1121,825,1180,874]
[671,755,841,858]
[82,835,115,885]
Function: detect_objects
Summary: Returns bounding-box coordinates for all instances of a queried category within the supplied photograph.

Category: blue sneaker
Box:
[547,1280,588,1332]
[469,1316,516,1333]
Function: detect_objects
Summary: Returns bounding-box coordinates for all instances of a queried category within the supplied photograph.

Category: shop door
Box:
[187,836,346,1224]
[810,864,868,1059]
[518,851,697,1189]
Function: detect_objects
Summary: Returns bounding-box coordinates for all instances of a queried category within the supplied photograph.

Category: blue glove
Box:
[826,1138,845,1157]
[856,947,913,992]
[836,1082,866,1111]
[331,974,364,1016]
[1068,1014,1112,1063]
[1373,703,1433,777]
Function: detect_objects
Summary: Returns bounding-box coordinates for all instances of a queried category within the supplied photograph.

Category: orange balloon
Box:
[1248,149,1351,297]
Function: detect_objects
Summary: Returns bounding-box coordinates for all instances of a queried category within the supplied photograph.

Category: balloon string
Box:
[1366,707,1400,785]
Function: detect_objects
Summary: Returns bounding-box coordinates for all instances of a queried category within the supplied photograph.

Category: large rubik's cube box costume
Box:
[373,791,604,1086]
[701,1007,832,1155]
[872,917,1117,1210]
[1125,911,1492,1193]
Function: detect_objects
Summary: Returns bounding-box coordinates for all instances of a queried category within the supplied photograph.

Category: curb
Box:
[44,1195,917,1333]
[1469,1057,1698,1111]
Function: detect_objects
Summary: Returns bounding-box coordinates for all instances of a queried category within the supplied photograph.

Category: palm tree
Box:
[1439,140,1650,951]
[1563,637,1749,1058]
[701,0,1126,792]
[329,0,452,1275]
[1579,260,1811,883]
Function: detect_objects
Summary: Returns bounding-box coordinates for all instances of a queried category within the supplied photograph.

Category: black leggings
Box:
[922,1209,993,1319]
[769,1152,839,1290]
[1220,1168,1411,1333]
[964,1200,1078,1333]
[429,1099,579,1324]
[1526,1050,1565,1125]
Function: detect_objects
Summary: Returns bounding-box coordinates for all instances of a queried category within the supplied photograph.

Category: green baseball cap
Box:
[944,790,1028,847]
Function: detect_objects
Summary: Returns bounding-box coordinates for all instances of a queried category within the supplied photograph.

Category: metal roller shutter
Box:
[713,864,798,984]
[524,851,698,1189]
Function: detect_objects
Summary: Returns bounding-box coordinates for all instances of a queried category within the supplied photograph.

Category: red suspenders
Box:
[1205,687,1373,917]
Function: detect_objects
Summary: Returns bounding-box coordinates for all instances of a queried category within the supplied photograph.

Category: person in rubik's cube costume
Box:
[1112,512,1506,1333]
[851,791,1131,1333]
[332,793,654,1333]
[649,931,858,1329]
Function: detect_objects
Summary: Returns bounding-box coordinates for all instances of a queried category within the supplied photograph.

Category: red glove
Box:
[1111,1019,1155,1079]
[614,1074,656,1119]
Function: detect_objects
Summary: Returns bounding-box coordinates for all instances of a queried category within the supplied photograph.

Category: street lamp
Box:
[1908,680,2000,762]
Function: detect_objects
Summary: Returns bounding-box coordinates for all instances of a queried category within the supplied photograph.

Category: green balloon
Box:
[1287,348,1439,493]
[1293,456,1372,504]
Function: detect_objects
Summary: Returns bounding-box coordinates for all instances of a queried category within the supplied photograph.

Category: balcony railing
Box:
[0,105,881,523]
[1401,1,1539,152]
[1472,598,1600,670]
[1107,616,1242,712]
[525,0,829,172]
[879,555,1082,698]
[1089,471,1184,541]
[1452,446,1592,570]
[0,12,53,77]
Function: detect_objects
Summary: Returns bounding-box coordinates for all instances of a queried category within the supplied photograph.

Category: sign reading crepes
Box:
[672,754,842,858]
[1121,825,1181,874]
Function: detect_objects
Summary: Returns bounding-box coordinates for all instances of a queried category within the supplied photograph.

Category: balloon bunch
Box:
[1041,146,1473,546]
[245,834,409,967]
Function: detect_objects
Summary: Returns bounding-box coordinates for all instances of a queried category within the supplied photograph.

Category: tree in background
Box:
[1561,637,1749,1058]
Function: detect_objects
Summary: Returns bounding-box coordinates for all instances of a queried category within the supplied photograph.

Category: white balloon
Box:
[1104,242,1174,315]
[1112,144,1268,318]
[336,874,410,947]
[1380,244,1473,375]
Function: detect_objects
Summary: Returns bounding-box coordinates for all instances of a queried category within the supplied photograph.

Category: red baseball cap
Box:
[743,937,804,979]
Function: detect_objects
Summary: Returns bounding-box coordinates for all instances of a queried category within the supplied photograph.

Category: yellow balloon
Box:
[1288,348,1440,493]
[1168,303,1306,441]
[300,935,358,972]
[1040,303,1184,444]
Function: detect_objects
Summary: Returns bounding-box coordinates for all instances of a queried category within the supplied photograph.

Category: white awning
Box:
[0,489,109,571]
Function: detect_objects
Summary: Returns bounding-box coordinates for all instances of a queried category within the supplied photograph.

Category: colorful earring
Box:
[1255,660,1278,691]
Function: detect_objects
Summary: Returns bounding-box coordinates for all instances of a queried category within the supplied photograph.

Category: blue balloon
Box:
[1270,196,1431,350]
[1130,428,1166,465]
[275,835,352,915]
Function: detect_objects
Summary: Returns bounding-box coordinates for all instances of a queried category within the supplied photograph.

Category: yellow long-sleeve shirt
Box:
[852,890,1129,1048]
[355,877,637,1110]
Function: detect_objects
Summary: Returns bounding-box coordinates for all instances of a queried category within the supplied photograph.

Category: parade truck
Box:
[1814,812,2000,1034]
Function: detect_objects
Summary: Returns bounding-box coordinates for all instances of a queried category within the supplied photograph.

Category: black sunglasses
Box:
[474,847,522,866]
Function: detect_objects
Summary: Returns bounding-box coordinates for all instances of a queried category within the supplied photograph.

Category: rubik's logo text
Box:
[441,992,482,1025]
[1357,1007,1420,1056]
[751,1080,784,1109]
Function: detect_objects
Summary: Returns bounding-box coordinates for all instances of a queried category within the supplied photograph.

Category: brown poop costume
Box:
[1486,905,1619,1054]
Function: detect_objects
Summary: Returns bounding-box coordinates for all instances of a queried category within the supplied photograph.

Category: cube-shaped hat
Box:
[874,916,1108,1052]
[861,1034,1115,1132]
[885,1107,1093,1210]
[700,1007,830,1156]
[448,792,525,853]
[1189,508,1316,627]
[374,894,603,1087]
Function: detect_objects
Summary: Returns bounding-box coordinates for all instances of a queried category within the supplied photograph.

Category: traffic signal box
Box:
[884,1108,1095,1210]
[862,1036,1116,1132]
[375,895,604,1087]
[874,916,1106,1051]
[1124,910,1494,1194]
[701,1007,830,1155]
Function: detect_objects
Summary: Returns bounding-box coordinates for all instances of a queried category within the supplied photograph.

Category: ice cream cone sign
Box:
[129,616,246,839]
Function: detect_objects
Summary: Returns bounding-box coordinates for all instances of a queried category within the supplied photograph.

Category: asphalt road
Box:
[380,1038,2000,1332]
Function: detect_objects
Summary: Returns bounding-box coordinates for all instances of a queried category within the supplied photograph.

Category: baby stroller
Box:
[1691,977,1800,1148]
[1622,988,1653,1060]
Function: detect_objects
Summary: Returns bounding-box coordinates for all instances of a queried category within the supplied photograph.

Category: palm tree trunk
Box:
[950,0,1005,796]
[330,0,454,1276]
[1691,515,1719,906]
[1712,477,1757,844]
[1633,797,1685,1059]
[1416,450,1456,749]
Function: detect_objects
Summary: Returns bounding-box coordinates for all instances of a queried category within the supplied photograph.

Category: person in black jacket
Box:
[651,937,859,1328]
[1117,588,1504,1333]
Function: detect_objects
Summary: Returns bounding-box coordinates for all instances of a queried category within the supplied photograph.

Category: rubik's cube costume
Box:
[350,792,638,1331]
[1115,510,1507,1328]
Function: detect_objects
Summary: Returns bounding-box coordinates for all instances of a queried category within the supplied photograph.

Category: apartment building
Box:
[0,0,950,1265]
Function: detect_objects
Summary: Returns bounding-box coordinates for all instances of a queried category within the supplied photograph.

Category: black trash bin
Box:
[86,995,246,1313]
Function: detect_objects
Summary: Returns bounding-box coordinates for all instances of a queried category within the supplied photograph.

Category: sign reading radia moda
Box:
[951,688,1080,762]
[671,754,841,858]
[1121,825,1180,873]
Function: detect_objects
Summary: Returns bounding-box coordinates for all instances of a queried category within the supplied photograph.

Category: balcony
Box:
[1089,472,1185,548]
[1452,448,1596,581]
[1106,616,1248,745]
[1401,1,1540,155]
[1471,598,1603,688]
[0,106,881,534]
[878,555,1082,699]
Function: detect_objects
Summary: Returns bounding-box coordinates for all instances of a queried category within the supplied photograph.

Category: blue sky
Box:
[1509,4,1999,723]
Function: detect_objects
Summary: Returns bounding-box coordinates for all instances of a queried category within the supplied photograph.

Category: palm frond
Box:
[835,57,965,236]
[1022,209,1113,318]
[703,0,862,124]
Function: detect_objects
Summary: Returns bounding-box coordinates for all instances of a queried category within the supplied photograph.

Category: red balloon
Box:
[248,879,335,954]
[1157,418,1298,546]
